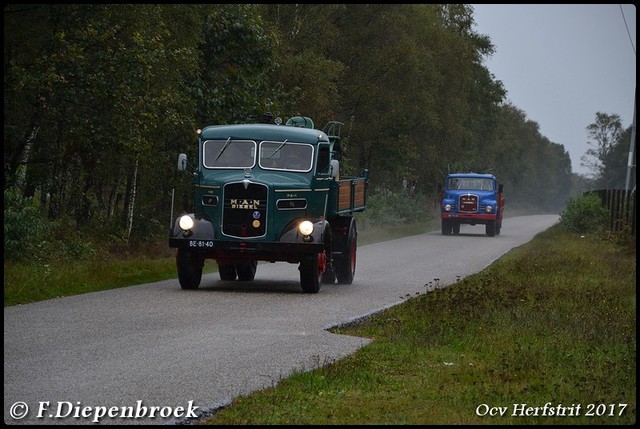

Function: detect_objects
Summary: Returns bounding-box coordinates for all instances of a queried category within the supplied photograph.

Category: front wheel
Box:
[176,249,204,290]
[441,219,452,235]
[300,251,326,294]
[486,220,496,237]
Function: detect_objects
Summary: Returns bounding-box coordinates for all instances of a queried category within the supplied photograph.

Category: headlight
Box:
[298,220,314,236]
[179,215,195,231]
[485,205,493,213]
[444,204,452,212]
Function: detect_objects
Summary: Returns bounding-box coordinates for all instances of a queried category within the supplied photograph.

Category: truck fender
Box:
[279,219,330,244]
[170,213,215,240]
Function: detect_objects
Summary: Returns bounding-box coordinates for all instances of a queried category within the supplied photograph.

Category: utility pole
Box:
[624,87,636,193]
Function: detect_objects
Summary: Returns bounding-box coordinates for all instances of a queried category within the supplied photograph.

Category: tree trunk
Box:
[13,95,47,191]
[14,125,40,191]
[126,155,139,241]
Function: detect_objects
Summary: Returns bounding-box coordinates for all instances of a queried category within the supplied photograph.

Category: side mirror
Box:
[329,159,340,179]
[498,184,504,193]
[177,153,187,171]
[437,183,442,192]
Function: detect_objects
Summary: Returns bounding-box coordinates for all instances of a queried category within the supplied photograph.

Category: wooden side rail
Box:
[337,177,367,212]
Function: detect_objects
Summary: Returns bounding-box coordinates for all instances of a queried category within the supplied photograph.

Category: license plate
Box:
[187,240,214,248]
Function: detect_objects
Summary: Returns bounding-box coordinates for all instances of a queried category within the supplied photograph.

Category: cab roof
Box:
[199,123,329,145]
[447,172,496,180]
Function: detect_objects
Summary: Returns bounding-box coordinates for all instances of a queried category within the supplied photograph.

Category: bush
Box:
[358,190,430,227]
[559,193,608,233]
[3,187,55,261]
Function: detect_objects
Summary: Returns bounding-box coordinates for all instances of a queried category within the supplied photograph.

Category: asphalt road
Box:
[4,214,559,425]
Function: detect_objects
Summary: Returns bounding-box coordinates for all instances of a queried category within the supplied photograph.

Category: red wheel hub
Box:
[318,251,327,274]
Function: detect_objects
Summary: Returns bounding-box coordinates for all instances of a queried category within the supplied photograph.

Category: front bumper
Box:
[169,237,323,263]
[441,212,498,222]
[169,214,325,262]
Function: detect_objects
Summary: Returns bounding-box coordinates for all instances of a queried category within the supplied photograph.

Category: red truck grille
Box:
[459,194,478,212]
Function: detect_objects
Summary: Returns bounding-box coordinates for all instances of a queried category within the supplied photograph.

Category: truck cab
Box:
[438,172,504,237]
[169,116,368,293]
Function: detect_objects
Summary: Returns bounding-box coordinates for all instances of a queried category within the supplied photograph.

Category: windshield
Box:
[259,141,314,172]
[203,139,256,169]
[202,139,314,171]
[448,177,494,191]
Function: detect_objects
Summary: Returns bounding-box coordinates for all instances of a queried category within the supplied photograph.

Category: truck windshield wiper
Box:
[215,137,232,161]
[268,139,288,159]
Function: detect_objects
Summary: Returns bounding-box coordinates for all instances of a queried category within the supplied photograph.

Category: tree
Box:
[3,4,585,257]
[600,126,633,189]
[581,112,624,181]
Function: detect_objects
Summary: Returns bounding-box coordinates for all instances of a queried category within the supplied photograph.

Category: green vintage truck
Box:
[169,115,368,293]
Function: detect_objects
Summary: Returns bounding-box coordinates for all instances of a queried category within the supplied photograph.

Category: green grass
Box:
[4,255,178,306]
[200,225,636,425]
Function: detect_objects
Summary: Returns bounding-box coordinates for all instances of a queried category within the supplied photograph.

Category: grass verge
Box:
[201,225,635,425]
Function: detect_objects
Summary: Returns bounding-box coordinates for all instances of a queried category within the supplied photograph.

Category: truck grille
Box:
[459,194,478,212]
[222,181,268,238]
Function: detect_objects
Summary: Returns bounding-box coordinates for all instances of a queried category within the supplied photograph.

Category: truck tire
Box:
[335,219,357,284]
[486,220,496,237]
[452,221,461,235]
[236,260,257,281]
[321,268,336,284]
[441,219,452,235]
[320,227,335,284]
[176,249,204,290]
[300,251,325,294]
[218,264,237,281]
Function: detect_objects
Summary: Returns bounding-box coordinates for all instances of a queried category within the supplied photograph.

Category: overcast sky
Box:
[471,4,636,176]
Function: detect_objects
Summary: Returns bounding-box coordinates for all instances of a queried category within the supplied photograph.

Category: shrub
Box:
[3,187,55,261]
[358,190,430,227]
[559,193,608,233]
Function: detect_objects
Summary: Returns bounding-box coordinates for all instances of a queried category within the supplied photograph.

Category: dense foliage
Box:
[4,4,630,262]
[559,193,609,233]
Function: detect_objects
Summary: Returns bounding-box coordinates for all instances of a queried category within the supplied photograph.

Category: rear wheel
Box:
[218,264,237,281]
[176,249,204,290]
[321,268,336,284]
[335,219,357,284]
[236,260,257,281]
